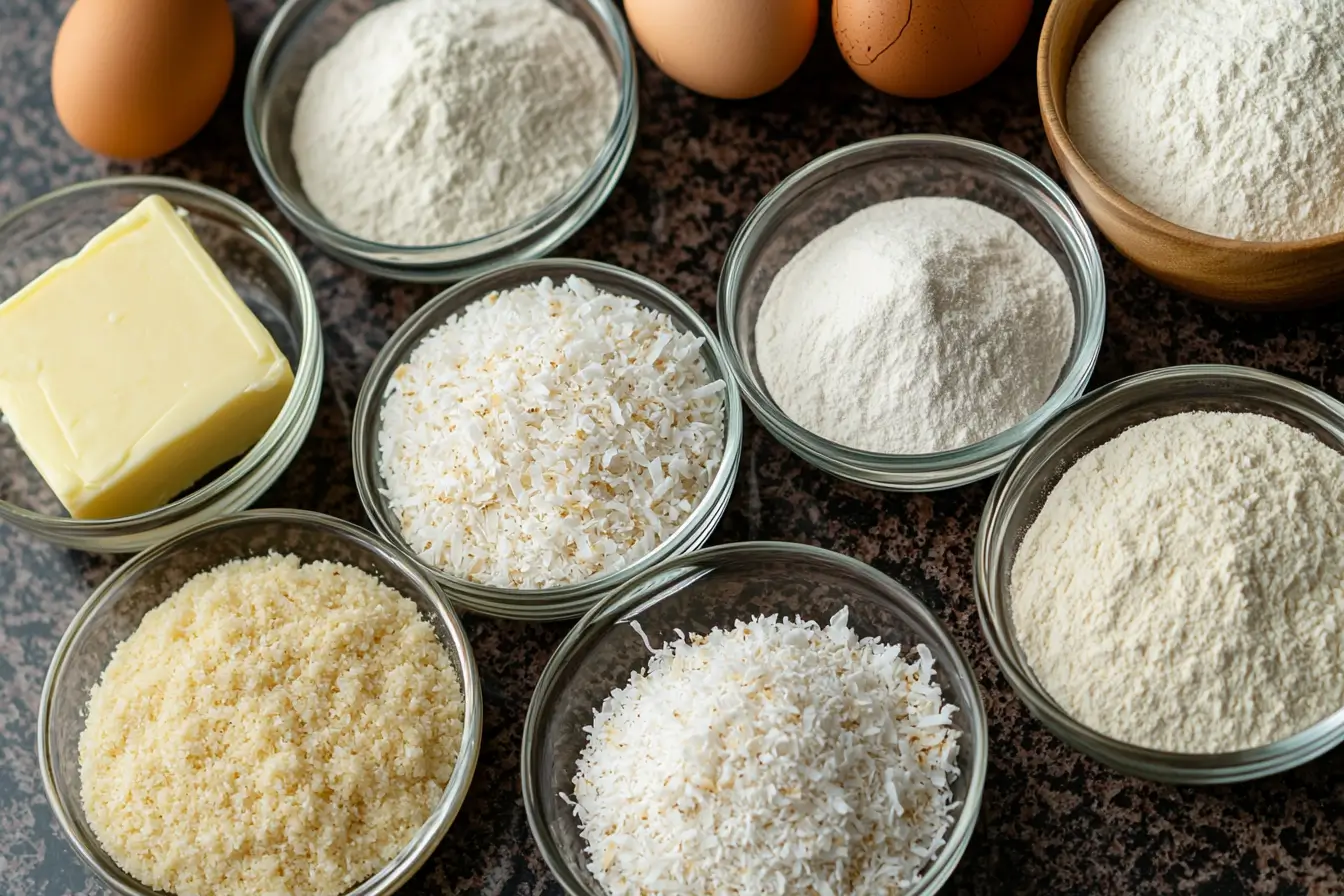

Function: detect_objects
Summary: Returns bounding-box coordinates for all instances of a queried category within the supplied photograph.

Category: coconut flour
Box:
[1068,0,1344,241]
[1012,411,1344,753]
[755,197,1075,455]
[291,0,618,246]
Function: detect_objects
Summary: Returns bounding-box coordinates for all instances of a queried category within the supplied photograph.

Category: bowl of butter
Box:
[0,176,322,552]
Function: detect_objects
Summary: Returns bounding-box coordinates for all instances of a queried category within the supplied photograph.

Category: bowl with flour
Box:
[976,364,1344,784]
[244,0,637,282]
[718,135,1105,491]
[1040,0,1344,306]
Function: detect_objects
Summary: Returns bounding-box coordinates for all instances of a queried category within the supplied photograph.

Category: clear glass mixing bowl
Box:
[244,0,638,282]
[38,509,483,896]
[523,542,988,896]
[976,364,1344,783]
[718,134,1106,490]
[351,258,744,621]
[0,177,323,552]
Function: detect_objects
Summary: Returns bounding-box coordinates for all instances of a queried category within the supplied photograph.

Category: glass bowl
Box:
[243,0,638,282]
[522,541,989,896]
[718,134,1106,490]
[38,509,484,896]
[352,258,743,621]
[975,364,1344,784]
[0,176,323,553]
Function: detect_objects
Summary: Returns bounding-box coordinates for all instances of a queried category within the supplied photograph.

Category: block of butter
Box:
[0,195,294,519]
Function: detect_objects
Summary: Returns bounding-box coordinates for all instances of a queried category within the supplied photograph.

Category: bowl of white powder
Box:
[353,258,743,621]
[718,135,1105,490]
[976,364,1344,783]
[243,0,636,282]
[38,508,483,896]
[522,541,988,896]
[1039,0,1344,305]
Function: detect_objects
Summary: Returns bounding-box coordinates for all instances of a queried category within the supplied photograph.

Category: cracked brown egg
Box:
[833,0,1032,98]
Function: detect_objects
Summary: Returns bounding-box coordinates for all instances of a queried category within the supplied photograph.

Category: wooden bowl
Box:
[1038,0,1344,308]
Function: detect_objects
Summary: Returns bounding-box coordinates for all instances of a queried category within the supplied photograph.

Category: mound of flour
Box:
[1067,0,1344,241]
[755,197,1075,455]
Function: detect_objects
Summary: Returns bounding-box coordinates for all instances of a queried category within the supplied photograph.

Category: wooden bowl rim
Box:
[1037,0,1344,255]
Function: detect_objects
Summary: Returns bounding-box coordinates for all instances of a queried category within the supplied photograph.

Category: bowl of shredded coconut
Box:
[522,541,989,896]
[718,134,1106,491]
[976,364,1344,783]
[38,508,483,896]
[243,0,636,282]
[353,258,743,621]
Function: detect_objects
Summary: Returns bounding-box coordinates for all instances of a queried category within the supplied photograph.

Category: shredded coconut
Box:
[78,554,465,896]
[1012,412,1344,753]
[291,0,619,245]
[1067,0,1344,241]
[755,197,1075,454]
[568,609,962,895]
[377,275,726,589]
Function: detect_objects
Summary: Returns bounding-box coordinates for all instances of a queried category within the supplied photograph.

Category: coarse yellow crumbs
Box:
[78,553,465,896]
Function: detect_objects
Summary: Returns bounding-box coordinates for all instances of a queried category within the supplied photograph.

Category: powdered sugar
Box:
[376,276,725,589]
[291,0,618,246]
[755,197,1074,455]
[1012,411,1344,753]
[568,609,962,895]
[1068,0,1344,241]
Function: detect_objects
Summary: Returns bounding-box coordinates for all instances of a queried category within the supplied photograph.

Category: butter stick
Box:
[0,195,294,519]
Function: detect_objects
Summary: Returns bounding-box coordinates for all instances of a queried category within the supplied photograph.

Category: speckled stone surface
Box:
[3,1,1344,894]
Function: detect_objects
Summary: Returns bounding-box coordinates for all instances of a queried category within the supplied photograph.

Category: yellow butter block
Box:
[0,195,294,519]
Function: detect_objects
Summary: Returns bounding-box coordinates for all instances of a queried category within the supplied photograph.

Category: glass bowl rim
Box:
[0,175,322,535]
[351,257,744,618]
[242,0,638,260]
[521,539,990,896]
[36,507,485,896]
[974,363,1344,783]
[716,133,1106,484]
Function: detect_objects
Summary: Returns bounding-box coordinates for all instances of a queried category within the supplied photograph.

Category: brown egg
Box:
[625,0,818,100]
[52,0,234,160]
[834,0,1032,98]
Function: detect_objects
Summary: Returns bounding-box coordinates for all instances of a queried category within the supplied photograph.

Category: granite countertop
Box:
[3,2,1344,894]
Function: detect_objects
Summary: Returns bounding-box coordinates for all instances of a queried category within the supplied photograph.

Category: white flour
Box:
[1067,0,1344,242]
[755,197,1074,455]
[291,0,618,246]
[1012,412,1344,753]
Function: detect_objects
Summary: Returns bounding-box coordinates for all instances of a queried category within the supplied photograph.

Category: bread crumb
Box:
[78,553,465,896]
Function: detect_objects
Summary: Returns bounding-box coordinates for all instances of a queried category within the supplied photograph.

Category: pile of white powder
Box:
[292,0,618,245]
[755,197,1075,455]
[377,276,725,589]
[1068,0,1344,241]
[1012,411,1344,753]
[568,609,962,896]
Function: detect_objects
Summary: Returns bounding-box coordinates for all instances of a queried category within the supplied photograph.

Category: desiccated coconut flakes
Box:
[567,608,962,896]
[377,275,725,589]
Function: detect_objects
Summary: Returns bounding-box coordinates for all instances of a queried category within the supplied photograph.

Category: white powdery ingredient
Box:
[291,0,618,246]
[568,609,962,896]
[1068,0,1344,241]
[755,197,1074,454]
[377,275,725,589]
[1012,412,1344,754]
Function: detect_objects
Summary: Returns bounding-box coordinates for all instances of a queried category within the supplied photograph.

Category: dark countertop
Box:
[3,2,1344,894]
